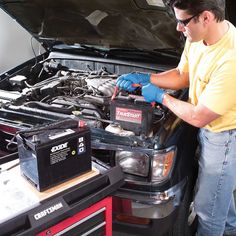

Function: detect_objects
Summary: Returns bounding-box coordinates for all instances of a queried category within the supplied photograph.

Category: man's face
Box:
[174,8,205,42]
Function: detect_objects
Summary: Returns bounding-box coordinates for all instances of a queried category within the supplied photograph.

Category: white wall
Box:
[0,9,43,73]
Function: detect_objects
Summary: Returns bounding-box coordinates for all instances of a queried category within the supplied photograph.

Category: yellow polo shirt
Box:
[178,21,236,132]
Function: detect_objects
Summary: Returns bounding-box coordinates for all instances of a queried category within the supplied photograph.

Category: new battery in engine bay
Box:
[110,94,158,136]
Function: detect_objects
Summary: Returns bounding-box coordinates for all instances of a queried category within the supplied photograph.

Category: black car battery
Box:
[110,95,154,136]
[16,120,91,191]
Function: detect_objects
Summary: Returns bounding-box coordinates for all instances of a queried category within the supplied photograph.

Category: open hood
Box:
[0,0,184,51]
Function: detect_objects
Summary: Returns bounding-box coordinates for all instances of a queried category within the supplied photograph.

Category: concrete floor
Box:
[113,232,134,236]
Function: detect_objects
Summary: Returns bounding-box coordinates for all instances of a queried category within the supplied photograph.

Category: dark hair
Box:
[168,0,225,22]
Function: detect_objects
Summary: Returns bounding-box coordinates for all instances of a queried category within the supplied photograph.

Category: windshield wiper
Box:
[105,48,180,64]
[52,44,180,63]
[110,47,179,57]
[52,44,107,57]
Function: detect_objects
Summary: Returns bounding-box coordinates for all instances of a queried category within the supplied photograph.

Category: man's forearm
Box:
[150,68,189,90]
[162,94,206,128]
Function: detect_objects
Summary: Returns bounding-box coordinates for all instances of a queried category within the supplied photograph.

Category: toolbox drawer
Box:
[37,197,112,236]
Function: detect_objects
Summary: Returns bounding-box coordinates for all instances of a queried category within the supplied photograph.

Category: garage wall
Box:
[0,9,43,73]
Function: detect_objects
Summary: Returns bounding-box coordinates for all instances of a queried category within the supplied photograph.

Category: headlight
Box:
[116,151,150,177]
[151,146,176,182]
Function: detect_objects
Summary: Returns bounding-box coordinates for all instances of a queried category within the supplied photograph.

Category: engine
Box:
[0,61,169,153]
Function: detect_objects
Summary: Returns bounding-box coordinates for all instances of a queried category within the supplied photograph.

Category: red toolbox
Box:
[0,157,123,236]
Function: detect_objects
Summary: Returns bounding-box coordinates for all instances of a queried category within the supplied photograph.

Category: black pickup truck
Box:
[0,0,235,235]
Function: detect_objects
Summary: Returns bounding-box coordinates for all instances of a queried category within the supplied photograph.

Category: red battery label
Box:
[115,107,142,124]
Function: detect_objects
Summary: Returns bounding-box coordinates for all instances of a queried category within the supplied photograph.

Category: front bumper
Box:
[114,178,186,218]
[112,178,187,235]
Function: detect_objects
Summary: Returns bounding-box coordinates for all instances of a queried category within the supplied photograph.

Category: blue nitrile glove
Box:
[116,72,151,91]
[142,83,165,104]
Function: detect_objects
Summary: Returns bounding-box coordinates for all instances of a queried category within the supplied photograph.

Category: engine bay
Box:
[0,56,181,154]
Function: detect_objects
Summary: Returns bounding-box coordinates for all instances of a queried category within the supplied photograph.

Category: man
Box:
[116,0,236,236]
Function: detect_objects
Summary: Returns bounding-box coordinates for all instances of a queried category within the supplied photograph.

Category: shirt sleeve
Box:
[199,51,236,115]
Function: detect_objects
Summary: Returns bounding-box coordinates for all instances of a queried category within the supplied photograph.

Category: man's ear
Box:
[201,11,214,24]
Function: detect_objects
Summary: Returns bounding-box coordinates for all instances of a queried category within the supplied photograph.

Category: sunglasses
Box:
[176,13,199,27]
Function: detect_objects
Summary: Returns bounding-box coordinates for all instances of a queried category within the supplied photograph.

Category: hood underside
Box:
[0,0,184,51]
